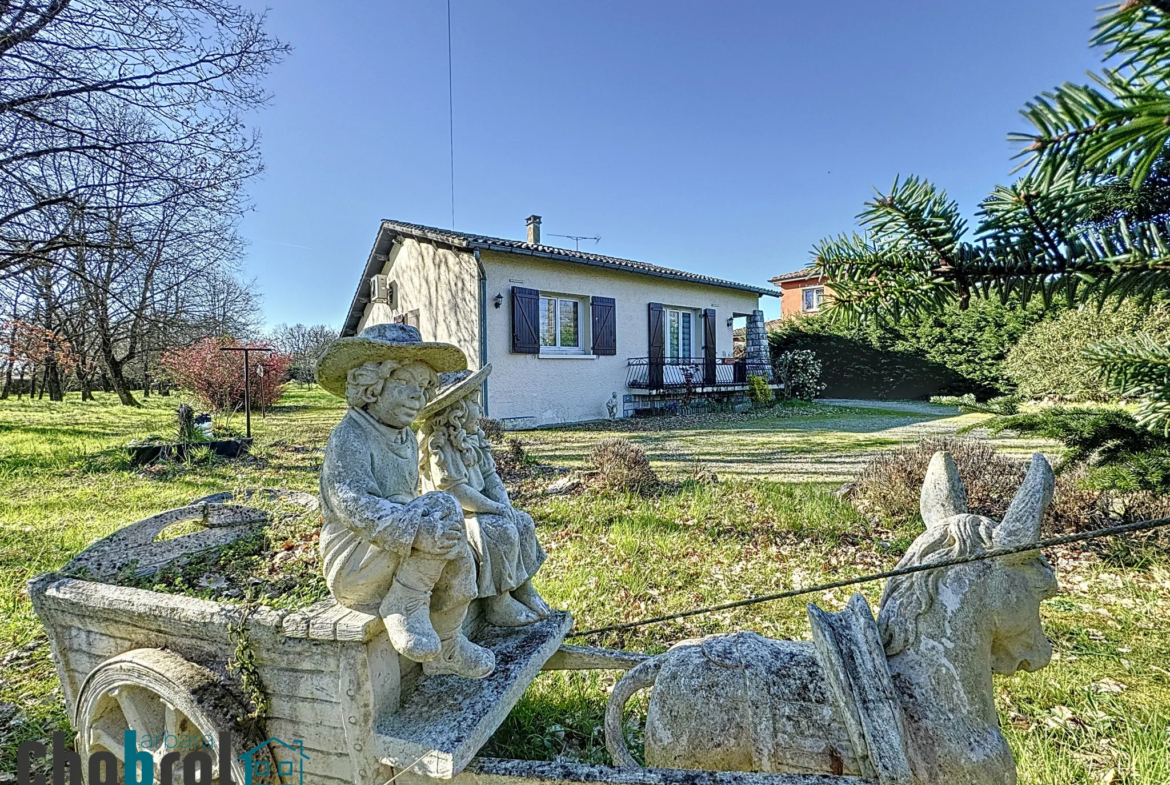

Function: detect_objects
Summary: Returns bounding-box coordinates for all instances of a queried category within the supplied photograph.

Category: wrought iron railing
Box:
[626,357,769,390]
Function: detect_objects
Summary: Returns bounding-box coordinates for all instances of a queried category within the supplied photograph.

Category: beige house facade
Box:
[343,218,777,428]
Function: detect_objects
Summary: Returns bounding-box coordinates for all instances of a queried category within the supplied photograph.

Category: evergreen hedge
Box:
[768,298,1050,400]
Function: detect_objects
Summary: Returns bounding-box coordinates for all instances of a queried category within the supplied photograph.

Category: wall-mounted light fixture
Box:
[726,317,734,328]
[493,293,504,309]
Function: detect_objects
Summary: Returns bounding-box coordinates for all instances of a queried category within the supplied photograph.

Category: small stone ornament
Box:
[607,451,1059,785]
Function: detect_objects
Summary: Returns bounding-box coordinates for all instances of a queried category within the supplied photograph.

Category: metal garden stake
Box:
[219,346,272,439]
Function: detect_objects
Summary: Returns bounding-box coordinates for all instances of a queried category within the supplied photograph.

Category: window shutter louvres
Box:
[648,302,665,390]
[511,286,540,354]
[703,308,717,385]
[591,296,616,355]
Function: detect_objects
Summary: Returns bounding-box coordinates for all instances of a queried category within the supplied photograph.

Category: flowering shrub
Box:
[160,337,290,412]
[772,349,825,401]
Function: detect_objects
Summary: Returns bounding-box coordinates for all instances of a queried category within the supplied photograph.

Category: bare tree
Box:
[269,323,336,384]
[0,0,287,276]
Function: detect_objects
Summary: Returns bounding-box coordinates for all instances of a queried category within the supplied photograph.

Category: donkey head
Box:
[882,452,1059,675]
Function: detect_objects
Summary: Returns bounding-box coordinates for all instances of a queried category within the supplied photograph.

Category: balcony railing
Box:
[627,357,770,391]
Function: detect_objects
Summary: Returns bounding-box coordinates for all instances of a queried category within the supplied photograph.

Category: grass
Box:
[514,402,1049,482]
[0,386,343,770]
[0,389,1166,783]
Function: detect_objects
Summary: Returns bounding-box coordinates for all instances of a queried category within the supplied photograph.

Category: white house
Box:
[340,217,778,428]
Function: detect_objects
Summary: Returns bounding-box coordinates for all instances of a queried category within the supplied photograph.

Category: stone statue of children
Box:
[417,365,550,627]
[315,323,494,679]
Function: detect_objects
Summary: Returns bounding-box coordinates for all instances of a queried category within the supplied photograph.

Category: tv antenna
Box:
[547,233,601,251]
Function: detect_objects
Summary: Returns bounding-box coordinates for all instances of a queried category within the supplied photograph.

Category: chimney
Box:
[526,215,541,245]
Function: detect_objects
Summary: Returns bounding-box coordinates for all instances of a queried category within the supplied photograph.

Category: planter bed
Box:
[128,437,252,465]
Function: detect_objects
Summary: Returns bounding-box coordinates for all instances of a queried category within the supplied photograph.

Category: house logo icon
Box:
[239,737,310,784]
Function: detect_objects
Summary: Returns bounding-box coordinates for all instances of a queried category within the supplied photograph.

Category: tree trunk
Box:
[100,372,111,393]
[37,366,47,399]
[99,350,140,406]
[77,370,93,401]
[16,367,25,399]
[1,361,11,400]
[45,359,63,401]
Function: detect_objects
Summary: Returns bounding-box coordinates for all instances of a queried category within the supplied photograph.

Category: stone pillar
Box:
[744,310,771,381]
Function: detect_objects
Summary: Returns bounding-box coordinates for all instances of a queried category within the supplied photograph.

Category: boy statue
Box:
[315,323,494,679]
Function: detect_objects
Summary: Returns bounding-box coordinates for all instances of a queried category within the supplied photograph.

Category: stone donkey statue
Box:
[605,452,1058,785]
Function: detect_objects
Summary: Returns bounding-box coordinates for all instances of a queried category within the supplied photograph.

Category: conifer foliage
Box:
[813,1,1170,430]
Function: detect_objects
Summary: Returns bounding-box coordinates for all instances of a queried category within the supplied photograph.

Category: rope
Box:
[566,515,1170,640]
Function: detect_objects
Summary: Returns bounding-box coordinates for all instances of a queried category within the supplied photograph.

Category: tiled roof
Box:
[769,267,823,284]
[733,317,785,337]
[341,220,777,337]
[380,220,778,296]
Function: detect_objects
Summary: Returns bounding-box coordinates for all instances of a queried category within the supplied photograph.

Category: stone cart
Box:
[30,504,871,785]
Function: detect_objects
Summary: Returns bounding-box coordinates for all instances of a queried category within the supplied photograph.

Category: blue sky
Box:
[238,1,1104,329]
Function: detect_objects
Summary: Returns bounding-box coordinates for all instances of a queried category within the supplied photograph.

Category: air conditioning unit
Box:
[370,275,394,306]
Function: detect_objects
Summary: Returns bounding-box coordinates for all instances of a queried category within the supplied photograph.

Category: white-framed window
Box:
[802,286,826,312]
[539,294,587,354]
[663,308,693,360]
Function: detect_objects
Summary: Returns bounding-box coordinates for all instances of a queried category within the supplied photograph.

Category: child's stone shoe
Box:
[422,634,495,679]
[382,578,441,662]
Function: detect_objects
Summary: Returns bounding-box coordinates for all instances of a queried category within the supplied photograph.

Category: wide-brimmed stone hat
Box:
[315,323,467,397]
[419,364,492,420]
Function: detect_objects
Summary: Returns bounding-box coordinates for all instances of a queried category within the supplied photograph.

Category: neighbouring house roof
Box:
[769,267,824,285]
[733,318,784,338]
[342,220,778,337]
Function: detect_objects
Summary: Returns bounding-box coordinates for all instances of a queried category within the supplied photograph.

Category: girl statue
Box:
[418,365,551,628]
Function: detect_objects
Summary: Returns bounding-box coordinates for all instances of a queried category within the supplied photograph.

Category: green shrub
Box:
[769,297,1048,399]
[1004,301,1170,400]
[769,318,957,399]
[747,373,774,408]
[982,405,1170,494]
[772,349,825,401]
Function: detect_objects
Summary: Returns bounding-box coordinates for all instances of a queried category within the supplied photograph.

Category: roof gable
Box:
[769,267,823,284]
[380,220,775,295]
[342,219,776,336]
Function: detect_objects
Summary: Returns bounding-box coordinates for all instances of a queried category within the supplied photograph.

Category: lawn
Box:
[0,389,1167,784]
[514,401,1051,482]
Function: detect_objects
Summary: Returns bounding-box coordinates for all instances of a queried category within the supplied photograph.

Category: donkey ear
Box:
[994,453,1054,550]
[921,451,967,527]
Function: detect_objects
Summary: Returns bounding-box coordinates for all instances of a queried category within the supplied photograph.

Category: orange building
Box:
[770,268,831,318]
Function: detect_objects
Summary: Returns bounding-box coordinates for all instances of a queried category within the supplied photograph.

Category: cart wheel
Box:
[75,648,273,784]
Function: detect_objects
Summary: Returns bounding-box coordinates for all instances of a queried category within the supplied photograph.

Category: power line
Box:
[447,0,455,229]
[567,514,1170,639]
